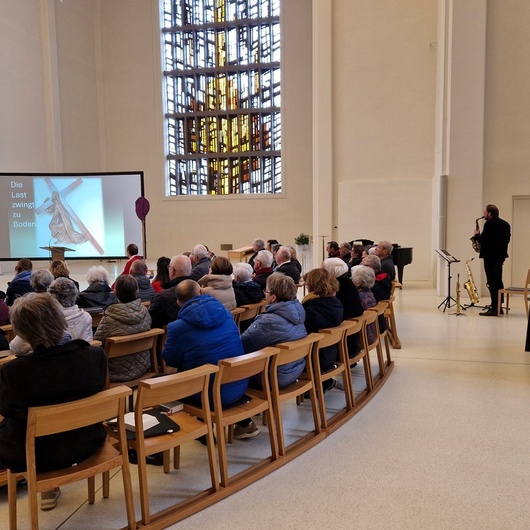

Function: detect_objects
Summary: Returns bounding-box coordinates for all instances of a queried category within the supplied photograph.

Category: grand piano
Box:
[392,244,413,284]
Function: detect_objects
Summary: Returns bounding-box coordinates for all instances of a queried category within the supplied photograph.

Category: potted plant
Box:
[294,233,312,247]
[294,233,312,273]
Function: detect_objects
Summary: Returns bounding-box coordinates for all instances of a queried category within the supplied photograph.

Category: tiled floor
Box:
[1,279,530,529]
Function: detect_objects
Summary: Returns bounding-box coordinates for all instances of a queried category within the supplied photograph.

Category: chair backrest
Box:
[317,321,354,349]
[369,300,389,318]
[355,310,378,347]
[239,300,267,323]
[136,364,219,411]
[104,328,165,359]
[230,307,246,327]
[344,318,363,338]
[524,269,530,289]
[274,333,323,368]
[26,386,132,440]
[214,347,279,387]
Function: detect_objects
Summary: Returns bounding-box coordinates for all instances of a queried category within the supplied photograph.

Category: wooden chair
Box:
[103,328,166,390]
[358,309,385,386]
[312,322,355,429]
[7,386,135,530]
[230,307,246,330]
[184,347,280,487]
[368,300,391,372]
[129,365,220,525]
[385,295,401,349]
[498,268,530,317]
[238,300,267,326]
[250,334,323,456]
[344,317,373,404]
[0,324,15,342]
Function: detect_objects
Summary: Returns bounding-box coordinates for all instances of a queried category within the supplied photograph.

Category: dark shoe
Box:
[197,433,216,446]
[479,308,498,317]
[40,488,61,511]
[322,378,336,393]
[128,449,164,466]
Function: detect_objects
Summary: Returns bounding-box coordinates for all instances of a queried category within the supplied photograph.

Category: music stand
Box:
[436,249,460,312]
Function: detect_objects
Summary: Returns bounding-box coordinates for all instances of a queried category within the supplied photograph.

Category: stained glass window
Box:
[162,0,282,195]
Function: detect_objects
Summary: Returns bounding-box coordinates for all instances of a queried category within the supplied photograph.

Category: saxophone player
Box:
[473,204,511,316]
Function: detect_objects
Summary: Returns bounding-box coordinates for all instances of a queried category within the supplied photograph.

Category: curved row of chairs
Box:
[4,294,401,529]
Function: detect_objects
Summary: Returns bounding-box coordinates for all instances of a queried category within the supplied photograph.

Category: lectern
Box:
[40,246,75,262]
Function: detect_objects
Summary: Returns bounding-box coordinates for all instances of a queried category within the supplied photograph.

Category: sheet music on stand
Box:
[436,249,460,312]
[435,249,460,264]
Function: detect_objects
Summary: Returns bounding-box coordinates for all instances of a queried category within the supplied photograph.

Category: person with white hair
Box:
[233,262,263,306]
[362,254,392,301]
[77,265,118,309]
[49,277,93,341]
[374,240,396,280]
[30,269,54,293]
[350,264,377,343]
[274,245,301,284]
[190,244,211,281]
[252,249,274,290]
[248,238,265,269]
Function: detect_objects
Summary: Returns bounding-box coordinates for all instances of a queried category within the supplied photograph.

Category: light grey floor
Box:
[1,278,530,529]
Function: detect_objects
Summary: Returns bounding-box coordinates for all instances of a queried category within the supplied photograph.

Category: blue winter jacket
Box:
[241,300,307,388]
[162,294,247,406]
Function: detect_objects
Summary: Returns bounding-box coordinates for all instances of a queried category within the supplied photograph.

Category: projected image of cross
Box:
[36,177,104,254]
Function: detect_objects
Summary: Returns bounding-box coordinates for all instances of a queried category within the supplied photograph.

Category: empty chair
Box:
[8,386,135,530]
[184,347,279,487]
[497,268,530,317]
[127,364,220,525]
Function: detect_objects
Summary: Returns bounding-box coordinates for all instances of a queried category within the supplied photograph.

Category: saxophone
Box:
[464,258,480,305]
[470,216,484,253]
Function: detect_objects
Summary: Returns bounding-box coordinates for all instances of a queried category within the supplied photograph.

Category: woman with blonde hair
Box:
[49,260,80,290]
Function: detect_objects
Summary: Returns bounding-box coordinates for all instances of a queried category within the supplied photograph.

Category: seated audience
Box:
[270,243,281,268]
[49,278,93,342]
[149,255,192,328]
[130,260,155,302]
[0,291,9,325]
[302,268,344,388]
[6,259,34,306]
[323,258,364,356]
[287,246,303,274]
[77,266,118,309]
[339,242,352,264]
[362,254,392,301]
[351,265,377,344]
[162,280,247,407]
[49,260,80,290]
[326,241,341,258]
[248,238,265,269]
[0,293,106,511]
[198,256,237,310]
[252,249,274,290]
[190,244,211,281]
[274,246,301,284]
[94,275,152,383]
[30,269,54,293]
[266,239,279,253]
[233,262,264,306]
[238,273,307,438]
[151,256,171,293]
[374,240,396,281]
[348,244,364,268]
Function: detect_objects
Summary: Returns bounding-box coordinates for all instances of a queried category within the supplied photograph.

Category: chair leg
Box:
[173,446,180,469]
[7,470,18,530]
[102,471,110,498]
[88,475,96,503]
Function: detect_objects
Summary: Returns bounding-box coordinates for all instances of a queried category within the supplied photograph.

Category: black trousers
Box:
[483,258,505,309]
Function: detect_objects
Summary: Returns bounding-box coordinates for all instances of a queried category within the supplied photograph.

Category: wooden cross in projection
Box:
[35,177,104,255]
